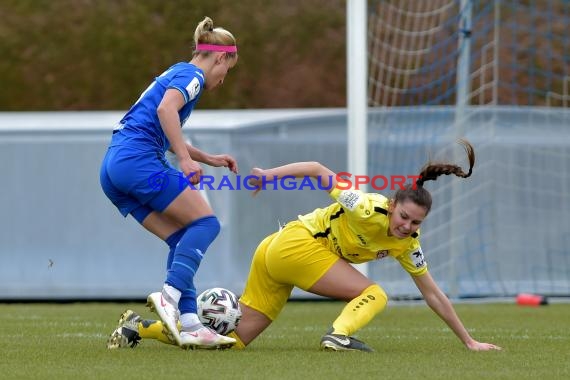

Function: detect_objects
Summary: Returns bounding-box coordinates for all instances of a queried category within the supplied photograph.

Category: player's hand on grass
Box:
[466,340,502,351]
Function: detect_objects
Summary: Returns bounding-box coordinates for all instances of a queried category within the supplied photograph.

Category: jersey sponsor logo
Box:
[410,247,426,268]
[186,77,201,101]
[376,250,389,260]
[357,234,367,245]
[337,190,362,211]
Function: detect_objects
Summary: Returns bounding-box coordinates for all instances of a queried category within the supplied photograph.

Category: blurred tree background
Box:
[0,0,346,110]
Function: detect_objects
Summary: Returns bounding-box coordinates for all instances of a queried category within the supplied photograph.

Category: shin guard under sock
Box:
[332,284,388,336]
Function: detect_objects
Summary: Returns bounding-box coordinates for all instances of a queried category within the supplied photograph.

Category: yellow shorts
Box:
[240,220,340,320]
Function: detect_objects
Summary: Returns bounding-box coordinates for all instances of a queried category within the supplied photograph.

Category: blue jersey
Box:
[110,62,205,153]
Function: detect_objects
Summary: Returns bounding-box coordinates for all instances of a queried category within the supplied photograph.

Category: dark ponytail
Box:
[393,139,475,214]
[416,139,475,187]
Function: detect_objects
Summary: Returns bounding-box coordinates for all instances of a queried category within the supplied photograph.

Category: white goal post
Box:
[347,0,369,276]
[354,0,570,298]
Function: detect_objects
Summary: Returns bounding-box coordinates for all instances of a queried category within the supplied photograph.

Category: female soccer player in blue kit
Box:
[107,140,502,352]
[100,16,238,349]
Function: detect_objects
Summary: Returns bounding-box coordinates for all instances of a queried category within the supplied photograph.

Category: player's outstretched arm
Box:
[248,161,337,195]
[412,271,502,351]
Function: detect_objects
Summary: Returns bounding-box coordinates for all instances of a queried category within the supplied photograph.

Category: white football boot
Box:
[146,291,181,346]
[180,323,236,350]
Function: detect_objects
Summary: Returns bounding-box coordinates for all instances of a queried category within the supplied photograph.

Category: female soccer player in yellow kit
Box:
[108,140,501,352]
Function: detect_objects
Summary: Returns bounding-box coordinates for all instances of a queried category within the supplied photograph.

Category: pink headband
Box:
[196,44,237,53]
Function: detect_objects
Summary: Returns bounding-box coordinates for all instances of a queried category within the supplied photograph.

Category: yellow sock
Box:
[332,284,387,336]
[138,319,175,345]
[227,331,246,350]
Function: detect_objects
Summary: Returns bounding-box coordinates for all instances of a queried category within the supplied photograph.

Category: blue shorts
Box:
[99,146,189,223]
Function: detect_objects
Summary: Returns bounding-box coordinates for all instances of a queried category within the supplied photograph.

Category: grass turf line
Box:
[0,302,568,379]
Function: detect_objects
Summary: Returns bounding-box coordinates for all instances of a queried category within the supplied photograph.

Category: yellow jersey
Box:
[298,187,428,276]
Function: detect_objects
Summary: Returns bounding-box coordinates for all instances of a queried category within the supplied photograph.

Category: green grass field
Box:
[1,301,568,380]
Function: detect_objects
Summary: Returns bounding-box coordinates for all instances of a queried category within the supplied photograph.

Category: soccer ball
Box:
[197,287,242,335]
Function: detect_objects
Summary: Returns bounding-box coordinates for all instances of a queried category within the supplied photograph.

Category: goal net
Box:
[366,0,570,298]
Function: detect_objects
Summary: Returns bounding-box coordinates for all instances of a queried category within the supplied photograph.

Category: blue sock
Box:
[166,215,221,313]
[179,288,198,314]
[165,227,187,271]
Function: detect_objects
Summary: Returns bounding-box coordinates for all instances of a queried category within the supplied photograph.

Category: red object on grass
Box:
[516,293,548,306]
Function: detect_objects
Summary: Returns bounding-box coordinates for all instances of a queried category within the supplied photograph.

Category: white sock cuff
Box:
[180,313,201,329]
[162,284,182,304]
